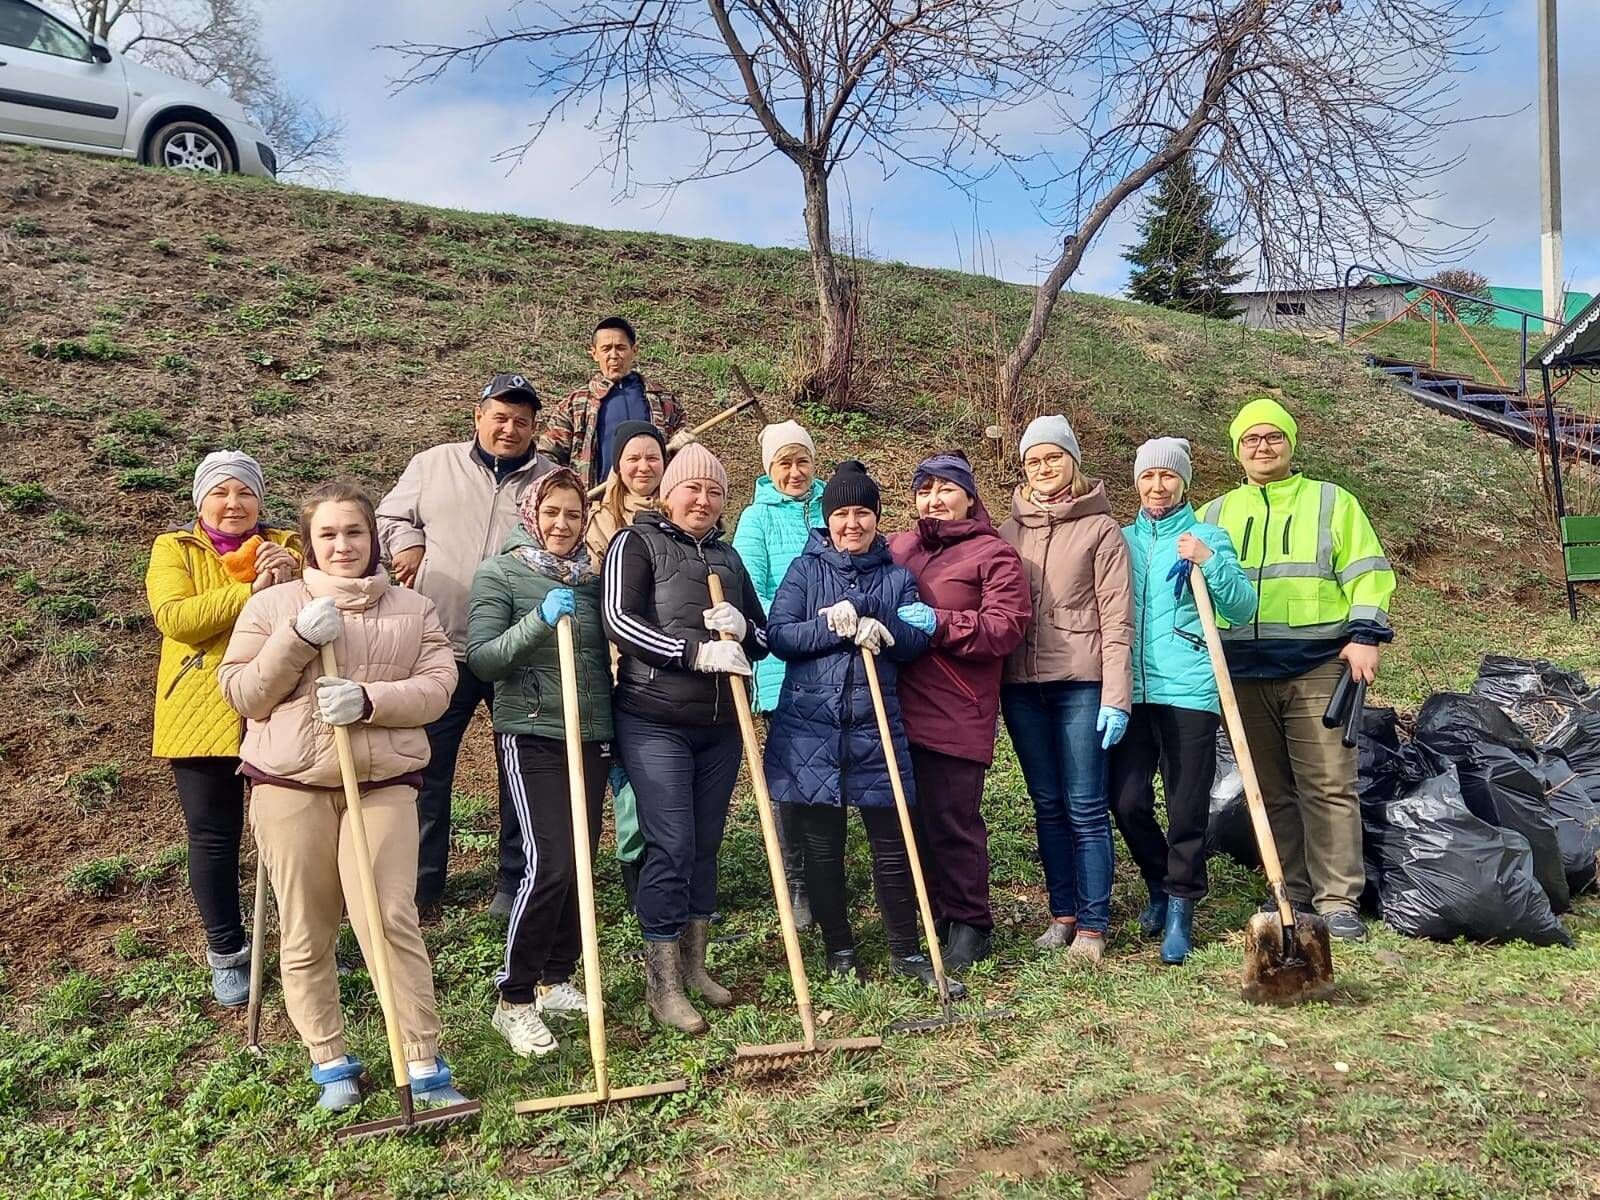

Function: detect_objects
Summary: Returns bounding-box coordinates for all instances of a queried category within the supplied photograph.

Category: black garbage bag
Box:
[1541,711,1600,800]
[1471,655,1594,738]
[1364,769,1571,946]
[1533,758,1600,894]
[1205,728,1259,869]
[1413,693,1571,913]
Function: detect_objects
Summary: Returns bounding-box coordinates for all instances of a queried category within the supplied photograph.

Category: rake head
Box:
[1241,911,1336,1006]
[731,1036,882,1075]
[334,1090,482,1143]
[888,1003,1017,1036]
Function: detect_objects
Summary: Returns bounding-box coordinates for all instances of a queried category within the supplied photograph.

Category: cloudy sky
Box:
[250,2,1598,304]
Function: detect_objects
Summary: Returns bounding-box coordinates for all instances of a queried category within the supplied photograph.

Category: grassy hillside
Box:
[3,145,1600,1199]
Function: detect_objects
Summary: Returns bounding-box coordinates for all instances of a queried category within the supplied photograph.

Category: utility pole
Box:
[1538,0,1563,327]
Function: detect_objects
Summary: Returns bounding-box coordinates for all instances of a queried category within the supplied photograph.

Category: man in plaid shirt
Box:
[538,316,688,486]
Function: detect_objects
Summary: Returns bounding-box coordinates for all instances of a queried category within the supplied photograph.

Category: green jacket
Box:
[465,526,613,742]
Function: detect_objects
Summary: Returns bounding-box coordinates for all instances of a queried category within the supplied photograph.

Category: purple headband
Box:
[911,451,977,500]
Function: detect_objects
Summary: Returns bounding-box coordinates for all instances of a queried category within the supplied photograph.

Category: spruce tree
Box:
[1123,156,1246,318]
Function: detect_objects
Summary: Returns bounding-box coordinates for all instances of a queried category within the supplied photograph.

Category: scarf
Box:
[200,519,255,556]
[515,467,596,585]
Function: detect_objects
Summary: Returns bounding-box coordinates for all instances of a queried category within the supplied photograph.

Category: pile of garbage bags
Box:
[1206,655,1600,947]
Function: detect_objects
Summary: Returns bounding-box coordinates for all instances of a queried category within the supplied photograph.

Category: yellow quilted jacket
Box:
[146,524,301,759]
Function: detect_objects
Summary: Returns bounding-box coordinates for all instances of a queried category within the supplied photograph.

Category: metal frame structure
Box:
[1529,292,1600,619]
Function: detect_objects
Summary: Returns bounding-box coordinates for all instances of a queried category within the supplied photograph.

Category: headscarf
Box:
[911,451,978,500]
[514,468,596,584]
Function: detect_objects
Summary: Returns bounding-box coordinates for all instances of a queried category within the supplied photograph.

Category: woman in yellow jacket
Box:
[146,451,299,1005]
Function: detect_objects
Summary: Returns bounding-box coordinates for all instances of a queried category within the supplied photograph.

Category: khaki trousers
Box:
[251,783,441,1065]
[1231,659,1364,914]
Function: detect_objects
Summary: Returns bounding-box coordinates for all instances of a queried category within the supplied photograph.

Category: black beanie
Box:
[611,419,666,475]
[822,459,881,518]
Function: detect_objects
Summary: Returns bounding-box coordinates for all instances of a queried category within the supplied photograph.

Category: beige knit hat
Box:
[660,441,729,499]
[759,420,815,473]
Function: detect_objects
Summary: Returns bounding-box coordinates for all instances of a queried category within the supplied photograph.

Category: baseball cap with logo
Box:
[480,373,540,410]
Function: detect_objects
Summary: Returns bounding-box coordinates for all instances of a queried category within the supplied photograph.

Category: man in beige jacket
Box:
[377,373,554,918]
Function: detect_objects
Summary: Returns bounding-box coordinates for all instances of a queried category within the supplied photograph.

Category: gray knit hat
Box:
[1019,414,1082,464]
[1133,437,1193,487]
[192,450,265,510]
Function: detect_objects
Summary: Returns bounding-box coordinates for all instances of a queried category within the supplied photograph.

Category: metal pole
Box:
[1539,0,1564,328]
[1543,361,1576,620]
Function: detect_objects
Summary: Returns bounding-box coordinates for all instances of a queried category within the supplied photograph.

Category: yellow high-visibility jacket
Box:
[1200,474,1394,645]
[146,524,301,759]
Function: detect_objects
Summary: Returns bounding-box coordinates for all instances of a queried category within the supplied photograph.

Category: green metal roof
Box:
[1483,286,1593,329]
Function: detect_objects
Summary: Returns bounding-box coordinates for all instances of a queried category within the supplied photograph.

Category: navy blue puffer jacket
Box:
[764,530,930,808]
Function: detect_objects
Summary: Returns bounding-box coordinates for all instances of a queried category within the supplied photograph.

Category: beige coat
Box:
[998,482,1134,712]
[218,569,457,787]
[585,484,655,566]
[375,441,553,656]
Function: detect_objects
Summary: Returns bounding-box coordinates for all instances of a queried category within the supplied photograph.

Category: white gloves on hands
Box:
[854,617,896,654]
[694,640,752,676]
[702,601,748,642]
[315,676,366,726]
[820,599,859,639]
[294,596,342,645]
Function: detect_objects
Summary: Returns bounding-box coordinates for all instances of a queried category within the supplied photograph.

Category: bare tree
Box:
[388,2,1057,404]
[998,0,1489,426]
[68,0,345,181]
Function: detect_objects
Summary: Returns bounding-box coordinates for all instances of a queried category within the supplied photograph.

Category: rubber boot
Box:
[1160,897,1195,965]
[679,919,733,1008]
[890,954,968,999]
[826,947,866,981]
[777,802,813,930]
[643,940,708,1035]
[941,921,992,974]
[207,944,251,1007]
[1138,887,1169,939]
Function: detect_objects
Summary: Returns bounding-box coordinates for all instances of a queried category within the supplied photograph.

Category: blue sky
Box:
[254,3,1600,303]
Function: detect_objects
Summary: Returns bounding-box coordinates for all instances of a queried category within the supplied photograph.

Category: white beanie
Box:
[759,420,815,473]
[1134,437,1193,487]
[192,450,265,511]
[1019,414,1081,464]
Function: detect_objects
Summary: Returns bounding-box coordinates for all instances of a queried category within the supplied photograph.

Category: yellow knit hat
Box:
[1228,398,1298,454]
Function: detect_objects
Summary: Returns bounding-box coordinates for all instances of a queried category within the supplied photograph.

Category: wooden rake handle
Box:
[706,573,817,1048]
[318,642,411,1098]
[1188,569,1297,932]
[555,614,611,1097]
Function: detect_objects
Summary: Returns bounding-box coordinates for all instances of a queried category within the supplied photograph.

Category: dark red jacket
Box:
[888,502,1031,764]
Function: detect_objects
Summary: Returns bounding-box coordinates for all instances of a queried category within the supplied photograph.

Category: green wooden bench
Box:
[1561,515,1600,619]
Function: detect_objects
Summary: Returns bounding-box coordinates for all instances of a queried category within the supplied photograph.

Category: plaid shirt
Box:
[537,372,686,485]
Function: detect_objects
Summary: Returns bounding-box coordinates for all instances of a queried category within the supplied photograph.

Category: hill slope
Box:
[3,146,1600,1198]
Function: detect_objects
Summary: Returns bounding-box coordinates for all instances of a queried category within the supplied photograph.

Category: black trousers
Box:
[792,803,920,958]
[495,733,608,1004]
[417,664,520,908]
[908,746,993,931]
[171,757,246,955]
[1108,703,1220,900]
[614,710,743,941]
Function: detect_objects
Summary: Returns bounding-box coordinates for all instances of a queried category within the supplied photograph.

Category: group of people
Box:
[144,314,1396,1114]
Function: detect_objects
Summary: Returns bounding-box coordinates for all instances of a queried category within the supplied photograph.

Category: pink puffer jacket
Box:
[218,569,457,788]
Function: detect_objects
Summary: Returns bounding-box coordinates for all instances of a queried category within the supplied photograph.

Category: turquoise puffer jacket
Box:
[732,474,825,712]
[1123,504,1257,714]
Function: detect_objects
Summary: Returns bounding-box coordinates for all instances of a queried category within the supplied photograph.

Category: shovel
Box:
[1189,571,1335,1005]
[514,615,689,1113]
[319,644,482,1141]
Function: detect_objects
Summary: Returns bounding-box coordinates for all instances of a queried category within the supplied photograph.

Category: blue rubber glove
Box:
[1096,705,1129,750]
[1166,558,1191,600]
[539,587,576,626]
[897,602,937,635]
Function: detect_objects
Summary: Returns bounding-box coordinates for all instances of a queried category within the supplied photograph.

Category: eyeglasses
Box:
[1239,432,1288,450]
[1023,452,1069,474]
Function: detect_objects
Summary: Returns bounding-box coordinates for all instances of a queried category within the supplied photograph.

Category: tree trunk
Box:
[800,161,854,408]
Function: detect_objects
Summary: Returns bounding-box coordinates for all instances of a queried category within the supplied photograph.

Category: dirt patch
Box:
[936,1130,1077,1197]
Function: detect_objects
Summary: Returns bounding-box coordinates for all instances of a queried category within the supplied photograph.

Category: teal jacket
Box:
[732,474,826,712]
[464,525,613,742]
[1123,505,1257,714]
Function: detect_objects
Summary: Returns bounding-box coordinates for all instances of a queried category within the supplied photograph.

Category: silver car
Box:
[0,0,275,177]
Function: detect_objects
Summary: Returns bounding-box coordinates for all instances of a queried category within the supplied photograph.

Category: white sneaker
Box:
[537,981,588,1020]
[492,1000,558,1058]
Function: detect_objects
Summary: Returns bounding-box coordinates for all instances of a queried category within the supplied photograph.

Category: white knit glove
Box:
[819,600,859,639]
[854,617,896,654]
[294,596,342,646]
[315,676,366,726]
[703,601,748,642]
[694,640,752,676]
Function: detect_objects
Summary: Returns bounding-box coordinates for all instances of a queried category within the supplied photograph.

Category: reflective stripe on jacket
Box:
[1199,474,1395,644]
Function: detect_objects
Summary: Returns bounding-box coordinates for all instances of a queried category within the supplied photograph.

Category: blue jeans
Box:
[1001,681,1113,932]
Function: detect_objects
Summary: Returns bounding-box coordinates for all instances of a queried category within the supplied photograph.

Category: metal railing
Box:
[1337,263,1556,396]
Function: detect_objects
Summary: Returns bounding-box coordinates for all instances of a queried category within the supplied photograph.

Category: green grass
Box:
[1351,318,1542,399]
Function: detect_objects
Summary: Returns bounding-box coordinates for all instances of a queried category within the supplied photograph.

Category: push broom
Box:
[860,648,1015,1035]
[706,575,882,1071]
[319,644,482,1142]
[1189,571,1336,1005]
[515,615,688,1114]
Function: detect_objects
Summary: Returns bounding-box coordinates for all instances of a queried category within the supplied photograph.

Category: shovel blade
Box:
[1241,912,1336,1006]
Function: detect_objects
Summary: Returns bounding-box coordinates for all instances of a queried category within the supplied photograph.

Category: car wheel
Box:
[148,120,234,174]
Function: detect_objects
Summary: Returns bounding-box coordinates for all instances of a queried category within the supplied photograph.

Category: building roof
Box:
[1530,292,1600,372]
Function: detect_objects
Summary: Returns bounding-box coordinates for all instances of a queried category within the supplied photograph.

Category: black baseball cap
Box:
[480,373,540,410]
